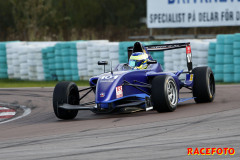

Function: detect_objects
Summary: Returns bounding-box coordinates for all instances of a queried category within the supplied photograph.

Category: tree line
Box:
[0,0,146,41]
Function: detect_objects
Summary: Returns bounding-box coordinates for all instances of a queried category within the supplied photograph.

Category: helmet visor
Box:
[129,60,143,68]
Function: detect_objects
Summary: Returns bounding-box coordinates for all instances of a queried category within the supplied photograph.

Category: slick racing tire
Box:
[151,75,178,112]
[53,81,79,120]
[192,66,215,103]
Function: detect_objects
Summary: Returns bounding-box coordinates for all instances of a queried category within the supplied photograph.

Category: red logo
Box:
[186,46,191,54]
[100,92,105,97]
[116,86,123,98]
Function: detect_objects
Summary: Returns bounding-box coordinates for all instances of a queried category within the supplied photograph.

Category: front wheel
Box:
[151,75,178,112]
[53,81,79,120]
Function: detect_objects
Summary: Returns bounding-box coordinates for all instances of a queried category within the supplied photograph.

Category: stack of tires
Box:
[76,41,88,80]
[234,33,240,83]
[0,43,8,79]
[223,35,234,82]
[195,41,209,67]
[92,43,102,76]
[215,35,225,82]
[34,46,45,81]
[108,42,119,70]
[208,42,216,73]
[146,41,165,69]
[19,46,28,80]
[27,46,37,80]
[70,42,79,81]
[86,42,94,78]
[6,43,15,79]
[55,43,64,81]
[61,43,72,81]
[118,42,135,64]
[99,42,110,72]
[42,48,50,80]
[164,49,174,71]
[42,46,56,81]
[47,47,56,80]
[86,40,108,78]
[12,45,22,79]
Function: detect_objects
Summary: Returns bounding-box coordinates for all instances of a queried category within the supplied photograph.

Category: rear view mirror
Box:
[98,61,108,73]
[98,61,108,65]
[147,60,157,64]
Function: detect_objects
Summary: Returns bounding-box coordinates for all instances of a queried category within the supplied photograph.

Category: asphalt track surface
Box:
[0,85,239,160]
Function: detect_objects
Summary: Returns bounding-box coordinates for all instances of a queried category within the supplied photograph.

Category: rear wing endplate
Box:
[127,42,193,73]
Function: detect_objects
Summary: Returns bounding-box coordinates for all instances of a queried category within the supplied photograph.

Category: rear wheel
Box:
[151,75,178,112]
[192,66,215,103]
[53,81,79,120]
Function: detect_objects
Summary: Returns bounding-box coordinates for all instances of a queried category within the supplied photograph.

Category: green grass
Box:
[0,79,89,88]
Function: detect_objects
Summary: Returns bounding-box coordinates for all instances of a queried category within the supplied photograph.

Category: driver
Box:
[128,52,149,70]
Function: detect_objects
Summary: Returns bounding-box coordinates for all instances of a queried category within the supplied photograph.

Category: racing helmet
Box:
[129,52,148,70]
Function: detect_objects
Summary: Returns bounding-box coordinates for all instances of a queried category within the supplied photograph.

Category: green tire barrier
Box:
[56,70,64,76]
[208,63,215,72]
[223,73,234,82]
[209,42,216,49]
[223,64,234,73]
[233,50,240,56]
[215,64,224,73]
[0,57,7,63]
[215,54,224,64]
[234,57,240,65]
[0,43,8,79]
[233,42,240,49]
[216,44,224,54]
[217,34,225,44]
[72,75,80,81]
[234,33,240,41]
[208,49,216,56]
[224,45,233,54]
[224,35,234,44]
[63,62,71,68]
[234,73,240,83]
[208,55,215,63]
[214,73,223,82]
[223,55,233,64]
[234,65,240,73]
[0,50,6,56]
[63,69,72,76]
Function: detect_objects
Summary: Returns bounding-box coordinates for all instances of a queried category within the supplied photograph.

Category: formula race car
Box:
[53,41,215,120]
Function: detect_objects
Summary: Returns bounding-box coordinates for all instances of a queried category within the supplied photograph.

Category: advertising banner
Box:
[147,0,240,28]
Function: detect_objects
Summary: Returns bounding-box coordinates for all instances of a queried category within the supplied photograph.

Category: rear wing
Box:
[127,42,193,73]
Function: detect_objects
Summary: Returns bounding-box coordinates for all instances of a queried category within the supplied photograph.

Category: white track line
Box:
[0,104,31,124]
[0,112,16,116]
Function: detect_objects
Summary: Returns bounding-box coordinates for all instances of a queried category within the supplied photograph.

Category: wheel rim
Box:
[209,73,215,97]
[167,80,178,106]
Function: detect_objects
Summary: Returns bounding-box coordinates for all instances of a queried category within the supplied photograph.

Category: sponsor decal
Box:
[190,74,193,81]
[186,46,192,63]
[187,147,235,156]
[186,46,191,54]
[100,92,105,98]
[116,86,123,98]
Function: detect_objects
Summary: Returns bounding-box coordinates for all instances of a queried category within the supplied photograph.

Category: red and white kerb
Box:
[116,86,123,98]
[0,106,16,119]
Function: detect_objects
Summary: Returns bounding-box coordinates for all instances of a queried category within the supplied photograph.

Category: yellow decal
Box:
[190,74,193,81]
